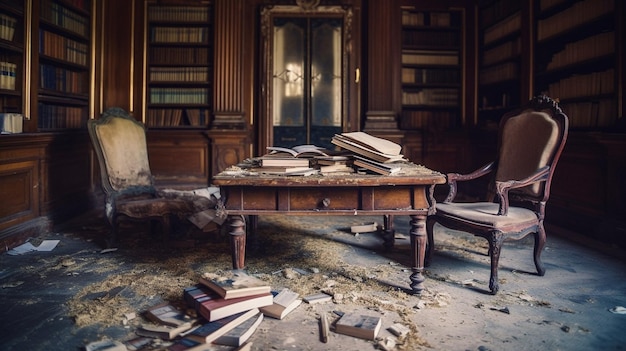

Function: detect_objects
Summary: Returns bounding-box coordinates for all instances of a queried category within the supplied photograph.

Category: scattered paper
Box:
[609,306,626,314]
[7,240,60,255]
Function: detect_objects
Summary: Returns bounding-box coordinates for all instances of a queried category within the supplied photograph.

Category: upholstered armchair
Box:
[426,95,569,294]
[88,107,197,246]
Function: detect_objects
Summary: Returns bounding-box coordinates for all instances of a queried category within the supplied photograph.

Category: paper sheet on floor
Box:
[6,240,60,255]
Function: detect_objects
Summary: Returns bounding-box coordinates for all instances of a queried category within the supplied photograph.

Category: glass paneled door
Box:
[271,17,343,149]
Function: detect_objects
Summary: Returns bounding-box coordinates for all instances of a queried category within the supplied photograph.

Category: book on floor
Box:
[303,292,333,305]
[135,323,193,340]
[213,310,264,346]
[85,339,128,351]
[184,284,273,322]
[144,302,197,328]
[259,288,302,320]
[198,270,271,300]
[334,312,382,340]
[185,308,260,344]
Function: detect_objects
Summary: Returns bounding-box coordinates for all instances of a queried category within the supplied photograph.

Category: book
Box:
[184,284,273,322]
[352,156,404,175]
[214,311,264,346]
[199,271,271,300]
[259,289,302,320]
[85,339,128,351]
[339,132,402,155]
[319,164,354,174]
[266,144,333,158]
[334,313,382,340]
[331,134,405,163]
[135,323,193,340]
[259,157,311,168]
[144,303,197,328]
[185,308,260,344]
[303,292,333,305]
[250,166,316,175]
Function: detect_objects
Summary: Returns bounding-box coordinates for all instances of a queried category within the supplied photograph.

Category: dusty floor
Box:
[1,211,625,351]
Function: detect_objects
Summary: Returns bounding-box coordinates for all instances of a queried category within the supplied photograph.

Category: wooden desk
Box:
[212,164,445,294]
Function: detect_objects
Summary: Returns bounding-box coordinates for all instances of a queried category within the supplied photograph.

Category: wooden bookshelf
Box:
[144,2,213,129]
[477,0,524,127]
[0,0,25,117]
[36,0,91,130]
[399,7,463,131]
[534,0,619,129]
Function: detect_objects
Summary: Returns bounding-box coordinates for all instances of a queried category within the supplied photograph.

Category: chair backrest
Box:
[493,95,568,202]
[88,108,154,196]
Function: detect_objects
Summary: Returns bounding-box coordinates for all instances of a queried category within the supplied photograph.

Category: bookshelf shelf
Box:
[35,0,92,131]
[534,0,619,130]
[0,1,24,116]
[399,6,463,131]
[144,2,213,129]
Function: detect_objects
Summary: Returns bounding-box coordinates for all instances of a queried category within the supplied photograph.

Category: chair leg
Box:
[488,230,504,294]
[425,216,436,266]
[534,223,547,276]
[106,214,119,248]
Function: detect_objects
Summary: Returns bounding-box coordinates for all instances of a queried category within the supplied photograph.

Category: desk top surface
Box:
[213,163,446,187]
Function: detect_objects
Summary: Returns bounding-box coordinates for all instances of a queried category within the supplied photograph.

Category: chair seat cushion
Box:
[116,198,193,219]
[436,202,538,229]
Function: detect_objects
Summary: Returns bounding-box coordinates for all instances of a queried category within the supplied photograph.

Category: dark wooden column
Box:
[363,0,401,133]
[208,0,251,176]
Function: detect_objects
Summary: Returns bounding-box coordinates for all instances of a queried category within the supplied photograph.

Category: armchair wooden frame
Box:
[426,95,569,294]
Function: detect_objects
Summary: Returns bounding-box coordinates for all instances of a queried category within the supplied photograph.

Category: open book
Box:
[265,144,333,158]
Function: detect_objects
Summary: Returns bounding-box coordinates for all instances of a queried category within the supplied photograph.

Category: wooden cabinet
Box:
[143,1,213,129]
[534,0,620,130]
[399,6,463,131]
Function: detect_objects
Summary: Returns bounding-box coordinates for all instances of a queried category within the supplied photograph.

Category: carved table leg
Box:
[381,214,395,250]
[228,215,246,269]
[409,214,427,295]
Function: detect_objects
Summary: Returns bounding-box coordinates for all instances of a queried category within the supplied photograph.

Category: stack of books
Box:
[331,132,407,175]
[252,145,339,175]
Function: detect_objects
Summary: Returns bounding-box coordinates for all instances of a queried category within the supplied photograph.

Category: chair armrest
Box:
[444,162,495,203]
[495,166,550,215]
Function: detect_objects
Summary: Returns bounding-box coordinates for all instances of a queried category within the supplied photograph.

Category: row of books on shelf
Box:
[480,0,520,29]
[0,13,17,41]
[39,30,89,66]
[401,10,453,27]
[402,50,458,66]
[401,67,459,85]
[37,104,84,129]
[483,12,520,45]
[40,63,87,94]
[0,61,16,90]
[40,1,89,37]
[148,5,209,22]
[546,68,614,100]
[545,31,614,71]
[149,88,209,104]
[479,61,517,85]
[85,270,382,351]
[150,66,208,82]
[402,88,459,106]
[402,31,459,48]
[559,99,617,128]
[151,27,207,44]
[482,37,520,66]
[399,110,455,130]
[537,0,613,41]
[149,47,210,66]
[146,108,208,127]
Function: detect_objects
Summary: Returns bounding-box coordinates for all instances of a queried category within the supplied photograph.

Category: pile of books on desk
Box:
[331,132,407,175]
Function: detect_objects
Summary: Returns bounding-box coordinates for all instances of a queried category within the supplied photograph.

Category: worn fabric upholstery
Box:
[495,111,559,197]
[95,116,152,191]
